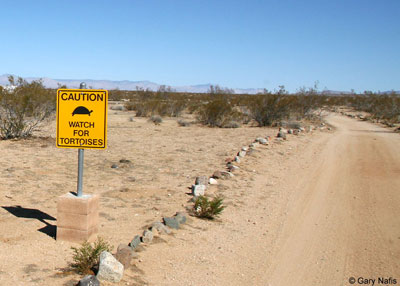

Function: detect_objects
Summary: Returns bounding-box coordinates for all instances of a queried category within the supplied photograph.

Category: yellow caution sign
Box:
[56,89,108,149]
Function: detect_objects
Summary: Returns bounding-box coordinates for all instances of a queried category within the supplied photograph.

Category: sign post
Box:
[55,84,108,242]
[77,82,86,197]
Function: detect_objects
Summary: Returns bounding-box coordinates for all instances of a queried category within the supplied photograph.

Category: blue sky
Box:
[0,0,399,92]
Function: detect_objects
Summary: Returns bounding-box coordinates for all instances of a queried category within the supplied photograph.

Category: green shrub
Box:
[70,237,113,274]
[193,195,225,219]
[0,76,55,139]
[246,88,291,127]
[197,96,242,127]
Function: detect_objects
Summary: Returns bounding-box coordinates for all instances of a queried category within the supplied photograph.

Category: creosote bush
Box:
[0,76,55,139]
[196,97,242,127]
[194,195,225,219]
[247,87,291,127]
[70,237,113,274]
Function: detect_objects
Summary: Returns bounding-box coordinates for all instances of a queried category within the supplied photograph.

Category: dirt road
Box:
[137,114,400,286]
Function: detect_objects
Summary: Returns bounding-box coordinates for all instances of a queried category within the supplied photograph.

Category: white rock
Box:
[238,151,246,157]
[192,184,206,196]
[234,156,241,163]
[241,146,249,151]
[97,251,124,283]
[142,229,153,243]
[209,178,218,185]
[258,138,268,145]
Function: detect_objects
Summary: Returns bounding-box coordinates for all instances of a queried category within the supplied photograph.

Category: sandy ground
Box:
[0,108,398,286]
[136,114,400,286]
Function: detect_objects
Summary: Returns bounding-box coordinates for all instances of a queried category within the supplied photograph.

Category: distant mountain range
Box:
[0,74,264,94]
[0,74,398,95]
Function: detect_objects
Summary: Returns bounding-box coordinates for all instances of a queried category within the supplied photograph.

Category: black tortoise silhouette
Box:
[72,106,93,116]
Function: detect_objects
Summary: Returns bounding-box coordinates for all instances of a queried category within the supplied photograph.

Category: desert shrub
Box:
[223,120,240,128]
[109,89,128,101]
[285,121,302,129]
[149,115,163,124]
[187,102,202,114]
[0,76,55,139]
[157,100,186,117]
[124,101,136,111]
[193,195,225,219]
[247,88,292,126]
[70,237,113,274]
[110,105,124,111]
[177,119,191,127]
[346,92,400,123]
[125,97,187,118]
[197,96,242,127]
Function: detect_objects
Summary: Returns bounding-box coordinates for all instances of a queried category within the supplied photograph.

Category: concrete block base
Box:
[57,193,99,243]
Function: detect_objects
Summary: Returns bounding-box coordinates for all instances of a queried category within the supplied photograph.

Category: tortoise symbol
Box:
[72,106,93,116]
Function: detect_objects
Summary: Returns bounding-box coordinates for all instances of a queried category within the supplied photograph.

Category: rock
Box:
[255,137,264,143]
[78,275,100,286]
[209,178,218,185]
[212,170,222,179]
[238,151,246,157]
[227,164,239,172]
[111,164,118,169]
[119,159,131,164]
[195,176,208,186]
[96,251,124,283]
[151,221,171,235]
[174,212,187,224]
[234,156,241,163]
[247,148,255,155]
[129,235,141,250]
[163,217,180,229]
[241,146,248,151]
[142,229,153,243]
[293,129,300,135]
[192,184,206,196]
[279,127,288,133]
[277,131,287,140]
[115,244,135,269]
[221,171,234,179]
[249,143,255,148]
[258,138,268,145]
[300,127,305,132]
[288,129,293,134]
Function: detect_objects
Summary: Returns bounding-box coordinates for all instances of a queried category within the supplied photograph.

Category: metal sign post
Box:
[77,82,86,197]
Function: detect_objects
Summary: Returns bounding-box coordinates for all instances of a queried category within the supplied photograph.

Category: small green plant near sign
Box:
[70,237,113,274]
[193,195,225,220]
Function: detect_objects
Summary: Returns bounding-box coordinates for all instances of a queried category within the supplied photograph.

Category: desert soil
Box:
[0,108,399,286]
